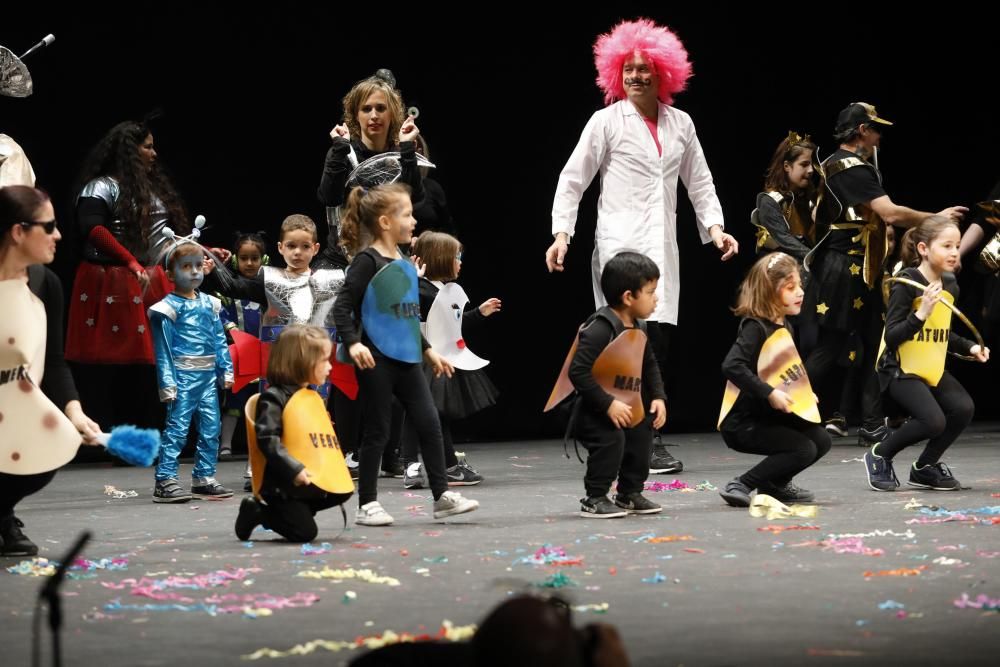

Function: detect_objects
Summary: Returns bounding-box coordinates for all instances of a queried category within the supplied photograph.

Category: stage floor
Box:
[3,428,999,666]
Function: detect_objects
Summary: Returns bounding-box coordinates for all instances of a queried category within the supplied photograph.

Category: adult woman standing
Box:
[65,120,190,429]
[0,185,100,556]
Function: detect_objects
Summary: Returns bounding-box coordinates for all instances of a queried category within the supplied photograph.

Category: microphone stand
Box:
[34,531,91,667]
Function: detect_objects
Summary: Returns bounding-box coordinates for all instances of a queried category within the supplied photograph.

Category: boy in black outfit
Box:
[569,252,668,518]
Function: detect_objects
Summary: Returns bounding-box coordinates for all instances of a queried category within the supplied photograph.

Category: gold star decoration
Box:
[853,297,864,310]
[849,263,861,276]
[849,350,857,362]
[816,302,829,315]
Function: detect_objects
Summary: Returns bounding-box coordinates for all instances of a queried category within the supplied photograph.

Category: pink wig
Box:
[593,19,692,106]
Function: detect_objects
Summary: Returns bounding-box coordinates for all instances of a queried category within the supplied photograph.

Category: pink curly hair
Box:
[593,18,693,106]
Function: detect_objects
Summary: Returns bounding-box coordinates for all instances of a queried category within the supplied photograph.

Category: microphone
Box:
[19,34,55,61]
[40,530,91,601]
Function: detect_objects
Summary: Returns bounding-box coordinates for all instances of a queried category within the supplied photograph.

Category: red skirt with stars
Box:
[65,262,173,364]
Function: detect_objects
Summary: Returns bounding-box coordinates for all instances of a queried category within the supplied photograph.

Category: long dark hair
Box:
[74,120,189,255]
[763,135,819,196]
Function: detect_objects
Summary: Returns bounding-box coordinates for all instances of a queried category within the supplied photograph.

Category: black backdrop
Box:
[4,7,997,440]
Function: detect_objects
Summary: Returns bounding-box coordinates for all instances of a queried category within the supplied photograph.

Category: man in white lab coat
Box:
[546,19,738,473]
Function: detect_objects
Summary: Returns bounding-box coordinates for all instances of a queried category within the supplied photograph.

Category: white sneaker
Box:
[403,462,425,489]
[433,491,479,519]
[355,501,394,526]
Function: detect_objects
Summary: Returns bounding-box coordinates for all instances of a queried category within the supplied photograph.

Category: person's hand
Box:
[425,348,454,378]
[936,205,968,223]
[202,256,216,274]
[330,124,350,141]
[412,255,427,278]
[970,344,990,363]
[64,400,101,445]
[479,298,502,316]
[607,399,633,429]
[767,389,794,413]
[135,268,151,290]
[209,247,232,264]
[350,343,376,370]
[650,398,667,430]
[224,380,234,389]
[916,280,943,320]
[545,233,569,272]
[709,225,739,261]
[293,468,311,486]
[586,623,631,667]
[399,117,420,143]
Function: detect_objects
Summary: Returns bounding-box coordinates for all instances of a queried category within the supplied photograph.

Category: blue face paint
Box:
[170,254,204,292]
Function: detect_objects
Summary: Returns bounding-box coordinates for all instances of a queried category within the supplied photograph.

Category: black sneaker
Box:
[863,448,899,491]
[243,478,253,492]
[649,442,683,474]
[613,492,662,514]
[757,481,815,503]
[0,516,38,557]
[345,453,360,480]
[153,478,192,504]
[234,497,263,541]
[824,413,848,437]
[907,462,961,491]
[579,496,628,519]
[447,462,484,486]
[719,478,753,507]
[191,477,234,500]
[858,421,889,447]
[380,460,405,478]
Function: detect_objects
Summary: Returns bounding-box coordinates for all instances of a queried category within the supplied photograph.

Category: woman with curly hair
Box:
[65,119,191,429]
[315,69,423,269]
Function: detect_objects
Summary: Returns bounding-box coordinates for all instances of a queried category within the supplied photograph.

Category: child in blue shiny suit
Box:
[149,241,234,503]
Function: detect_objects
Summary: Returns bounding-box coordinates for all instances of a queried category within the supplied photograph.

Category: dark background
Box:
[4,6,997,440]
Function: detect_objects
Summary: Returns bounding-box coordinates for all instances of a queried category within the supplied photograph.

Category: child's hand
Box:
[479,298,502,316]
[971,344,990,363]
[350,343,376,370]
[607,399,633,429]
[293,468,311,486]
[649,399,667,430]
[209,247,232,264]
[916,281,943,320]
[425,348,454,378]
[412,255,426,278]
[202,257,216,274]
[224,380,234,389]
[767,389,794,413]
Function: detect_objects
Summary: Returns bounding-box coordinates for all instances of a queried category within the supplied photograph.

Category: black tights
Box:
[723,416,831,489]
[356,355,448,505]
[0,469,57,519]
[874,373,973,467]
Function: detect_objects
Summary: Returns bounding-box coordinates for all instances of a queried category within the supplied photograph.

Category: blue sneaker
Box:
[863,448,899,491]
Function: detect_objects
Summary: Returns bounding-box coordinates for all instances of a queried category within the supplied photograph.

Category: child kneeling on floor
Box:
[235,324,353,542]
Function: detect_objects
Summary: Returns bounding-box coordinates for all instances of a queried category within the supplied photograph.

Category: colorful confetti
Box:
[296,568,400,586]
[242,621,476,659]
[863,566,927,578]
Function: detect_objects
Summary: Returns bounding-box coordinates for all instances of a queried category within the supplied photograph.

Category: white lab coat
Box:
[551,101,724,324]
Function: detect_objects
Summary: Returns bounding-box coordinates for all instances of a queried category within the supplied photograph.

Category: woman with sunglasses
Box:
[64,120,191,431]
[0,185,101,557]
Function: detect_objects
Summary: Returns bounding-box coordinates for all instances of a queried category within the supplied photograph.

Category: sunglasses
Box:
[20,219,58,234]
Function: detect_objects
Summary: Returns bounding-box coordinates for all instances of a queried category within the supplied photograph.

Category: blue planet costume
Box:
[149,291,234,481]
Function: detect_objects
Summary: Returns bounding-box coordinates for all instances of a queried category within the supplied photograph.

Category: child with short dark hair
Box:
[557,251,667,518]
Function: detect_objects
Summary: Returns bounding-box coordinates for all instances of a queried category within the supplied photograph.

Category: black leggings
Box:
[874,373,974,466]
[723,416,831,489]
[400,410,460,469]
[0,470,57,519]
[258,493,348,543]
[356,354,448,505]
